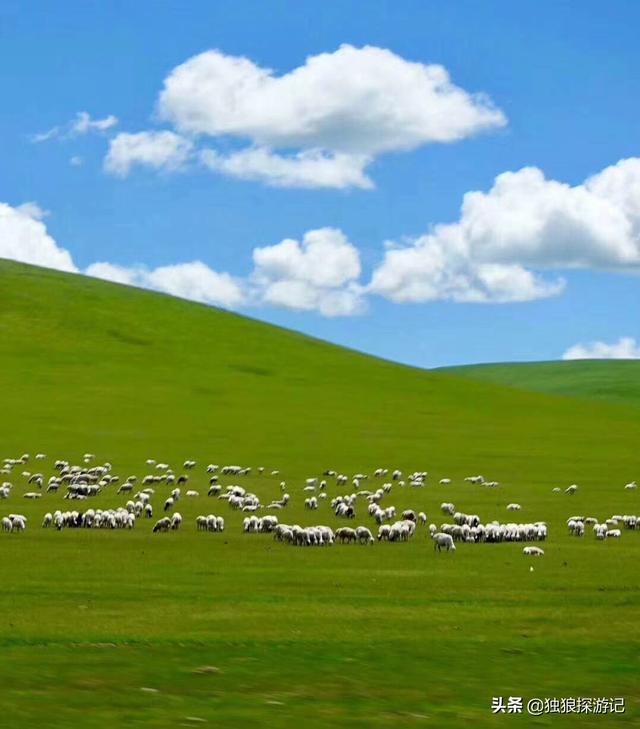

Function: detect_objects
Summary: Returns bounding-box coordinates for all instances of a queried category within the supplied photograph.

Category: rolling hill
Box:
[442,360,640,408]
[1,257,638,481]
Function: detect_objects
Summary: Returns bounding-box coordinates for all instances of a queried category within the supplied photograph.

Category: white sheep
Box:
[433,532,455,552]
[523,546,544,556]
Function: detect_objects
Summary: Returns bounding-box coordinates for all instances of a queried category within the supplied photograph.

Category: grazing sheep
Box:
[10,515,26,532]
[355,526,374,544]
[433,532,456,552]
[152,517,171,533]
[335,527,357,544]
[523,546,544,556]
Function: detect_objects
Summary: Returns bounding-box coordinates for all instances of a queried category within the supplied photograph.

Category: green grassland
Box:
[443,360,640,408]
[1,259,639,727]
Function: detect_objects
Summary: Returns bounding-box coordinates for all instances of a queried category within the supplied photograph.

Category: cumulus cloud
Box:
[15,201,49,220]
[84,261,138,286]
[7,155,640,315]
[86,260,245,308]
[0,202,77,272]
[32,112,118,142]
[200,147,372,190]
[563,337,640,360]
[104,131,194,176]
[143,44,506,188]
[251,227,365,316]
[369,157,640,304]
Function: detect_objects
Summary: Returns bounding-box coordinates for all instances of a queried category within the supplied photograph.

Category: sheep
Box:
[389,520,415,542]
[607,529,622,538]
[1,516,13,532]
[377,524,391,541]
[506,503,521,512]
[439,478,452,485]
[594,525,608,540]
[152,517,171,533]
[42,512,53,528]
[418,512,427,524]
[624,481,637,490]
[523,546,544,556]
[335,527,357,544]
[163,497,174,512]
[441,502,455,515]
[568,519,585,537]
[11,516,26,532]
[433,532,456,552]
[565,484,578,495]
[355,526,374,544]
[170,513,182,530]
[186,490,199,497]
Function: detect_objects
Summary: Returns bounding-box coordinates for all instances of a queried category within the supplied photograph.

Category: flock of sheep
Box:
[1,452,638,559]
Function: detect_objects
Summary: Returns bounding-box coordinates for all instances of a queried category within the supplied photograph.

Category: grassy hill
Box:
[443,360,640,408]
[1,258,639,728]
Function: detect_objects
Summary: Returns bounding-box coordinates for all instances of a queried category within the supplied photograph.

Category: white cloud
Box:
[369,157,640,304]
[200,147,372,190]
[32,112,118,142]
[0,202,77,272]
[152,44,505,188]
[84,261,139,286]
[104,131,193,176]
[86,260,245,309]
[70,111,118,135]
[563,337,640,360]
[15,202,49,220]
[31,126,61,143]
[143,262,245,308]
[70,156,84,167]
[251,227,365,316]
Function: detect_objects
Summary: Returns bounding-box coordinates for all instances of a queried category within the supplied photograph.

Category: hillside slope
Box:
[1,259,639,485]
[443,360,640,408]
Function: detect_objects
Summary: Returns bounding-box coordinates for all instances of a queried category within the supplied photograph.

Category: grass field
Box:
[443,360,640,408]
[1,259,639,727]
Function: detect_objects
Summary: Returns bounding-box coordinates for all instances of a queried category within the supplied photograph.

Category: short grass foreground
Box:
[0,260,639,727]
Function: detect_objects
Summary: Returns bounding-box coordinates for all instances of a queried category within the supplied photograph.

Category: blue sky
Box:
[1,0,639,367]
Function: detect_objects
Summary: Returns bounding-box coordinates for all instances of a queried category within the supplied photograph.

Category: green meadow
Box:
[0,259,638,727]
